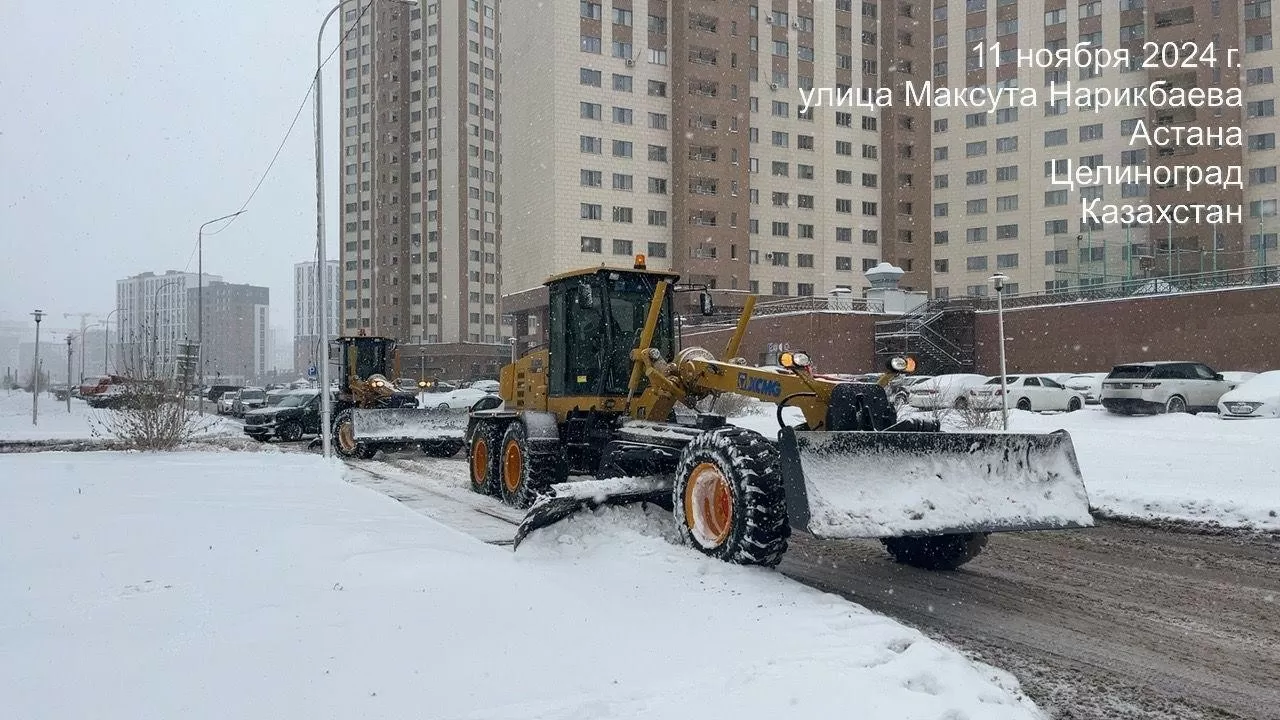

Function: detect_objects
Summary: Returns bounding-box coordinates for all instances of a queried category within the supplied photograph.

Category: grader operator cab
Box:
[329,335,471,460]
[467,261,1093,570]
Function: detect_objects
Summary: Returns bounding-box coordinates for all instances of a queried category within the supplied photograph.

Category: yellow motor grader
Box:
[465,259,1093,570]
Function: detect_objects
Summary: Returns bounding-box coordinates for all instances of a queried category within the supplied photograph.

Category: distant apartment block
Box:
[187,282,269,383]
[116,270,222,375]
[293,260,340,374]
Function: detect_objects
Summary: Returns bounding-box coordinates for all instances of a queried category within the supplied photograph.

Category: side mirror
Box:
[1214,373,1224,381]
[699,291,715,316]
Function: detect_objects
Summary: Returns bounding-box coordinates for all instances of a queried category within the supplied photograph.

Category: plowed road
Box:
[344,456,1279,720]
[783,526,1280,720]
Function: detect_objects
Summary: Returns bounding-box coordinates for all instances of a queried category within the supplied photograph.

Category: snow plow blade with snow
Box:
[776,426,1094,539]
[511,477,673,549]
[351,407,469,444]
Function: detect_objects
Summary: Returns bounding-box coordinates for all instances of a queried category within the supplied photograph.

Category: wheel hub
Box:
[503,440,523,493]
[338,422,356,452]
[684,462,734,548]
[472,438,489,485]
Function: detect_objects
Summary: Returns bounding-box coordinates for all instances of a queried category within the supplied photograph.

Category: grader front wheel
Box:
[672,426,790,567]
[499,422,565,509]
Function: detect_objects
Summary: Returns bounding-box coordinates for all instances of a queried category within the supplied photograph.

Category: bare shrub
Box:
[89,383,217,450]
[954,398,1004,430]
[694,392,758,417]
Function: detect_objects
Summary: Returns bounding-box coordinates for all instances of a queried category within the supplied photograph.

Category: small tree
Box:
[87,342,215,451]
[954,398,1004,430]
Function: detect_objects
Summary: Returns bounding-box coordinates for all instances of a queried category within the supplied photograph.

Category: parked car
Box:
[216,391,239,415]
[264,389,292,407]
[1216,370,1280,419]
[1064,372,1109,405]
[243,390,326,442]
[968,375,1084,412]
[79,374,127,398]
[1220,371,1258,386]
[204,384,242,403]
[888,375,934,406]
[1100,361,1235,415]
[231,387,268,417]
[469,379,500,393]
[907,374,990,410]
[422,387,495,410]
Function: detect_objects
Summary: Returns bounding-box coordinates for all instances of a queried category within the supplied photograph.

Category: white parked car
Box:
[216,391,239,415]
[1101,361,1234,415]
[469,379,500,393]
[1064,372,1109,404]
[888,375,934,406]
[968,375,1085,413]
[907,373,990,410]
[1217,370,1280,419]
[1220,371,1258,386]
[422,387,494,410]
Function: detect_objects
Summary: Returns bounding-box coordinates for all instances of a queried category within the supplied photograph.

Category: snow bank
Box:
[1006,407,1280,531]
[0,451,1043,720]
[0,390,237,443]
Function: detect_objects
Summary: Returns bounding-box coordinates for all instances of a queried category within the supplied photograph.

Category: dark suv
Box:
[243,390,324,442]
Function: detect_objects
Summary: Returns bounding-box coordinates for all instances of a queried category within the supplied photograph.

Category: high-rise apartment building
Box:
[500,0,933,311]
[293,259,340,373]
[337,0,507,349]
[116,270,222,374]
[923,0,1275,298]
[501,0,1275,313]
[186,282,269,383]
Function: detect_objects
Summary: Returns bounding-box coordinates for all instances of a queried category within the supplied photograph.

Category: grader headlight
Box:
[888,356,918,373]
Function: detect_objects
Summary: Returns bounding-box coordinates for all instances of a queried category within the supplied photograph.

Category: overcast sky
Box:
[1,0,349,336]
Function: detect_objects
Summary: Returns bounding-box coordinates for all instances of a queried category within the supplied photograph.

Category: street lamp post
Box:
[102,308,121,375]
[988,274,1010,431]
[151,279,183,378]
[66,335,73,413]
[31,309,46,425]
[197,210,247,412]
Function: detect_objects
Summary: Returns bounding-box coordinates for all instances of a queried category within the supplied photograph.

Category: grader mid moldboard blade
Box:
[351,407,468,444]
[776,426,1094,539]
[511,476,673,550]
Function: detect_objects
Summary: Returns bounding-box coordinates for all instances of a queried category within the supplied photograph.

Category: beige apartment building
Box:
[930,0,1277,299]
[500,0,1276,318]
[500,0,933,316]
[337,0,508,351]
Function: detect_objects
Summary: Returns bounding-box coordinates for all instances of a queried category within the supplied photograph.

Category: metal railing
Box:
[978,264,1280,311]
[680,294,885,330]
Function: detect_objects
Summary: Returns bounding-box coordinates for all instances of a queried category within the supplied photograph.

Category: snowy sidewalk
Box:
[0,451,1043,720]
[0,389,237,444]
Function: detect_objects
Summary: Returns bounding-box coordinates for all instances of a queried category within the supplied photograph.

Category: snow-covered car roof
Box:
[1219,370,1280,401]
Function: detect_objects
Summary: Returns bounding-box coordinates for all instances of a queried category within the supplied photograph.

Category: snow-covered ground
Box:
[0,389,236,442]
[728,400,1280,532]
[0,450,1044,720]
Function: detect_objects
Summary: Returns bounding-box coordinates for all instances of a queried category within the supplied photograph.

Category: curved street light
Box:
[151,279,184,377]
